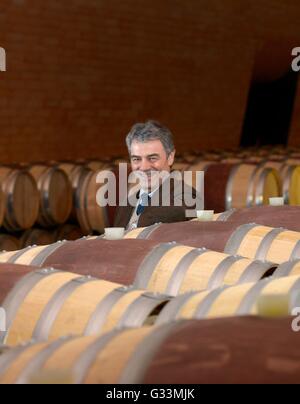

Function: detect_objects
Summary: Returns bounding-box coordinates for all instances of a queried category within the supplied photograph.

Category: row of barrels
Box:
[2,150,300,235]
[0,260,299,346]
[0,225,83,253]
[174,159,300,211]
[0,259,299,383]
[0,207,299,383]
[0,160,126,235]
[1,219,300,278]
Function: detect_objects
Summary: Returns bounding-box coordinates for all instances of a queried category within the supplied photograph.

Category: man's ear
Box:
[168,150,176,167]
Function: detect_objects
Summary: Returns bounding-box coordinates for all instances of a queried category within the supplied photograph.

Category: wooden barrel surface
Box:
[0,235,20,252]
[281,165,300,205]
[1,269,169,346]
[0,239,163,285]
[0,238,276,293]
[20,229,56,248]
[212,206,300,232]
[0,167,39,232]
[73,169,110,234]
[273,259,300,278]
[56,163,91,225]
[156,275,300,324]
[0,317,299,384]
[0,263,38,304]
[124,221,245,252]
[54,225,83,242]
[224,224,300,263]
[28,165,72,227]
[226,163,281,210]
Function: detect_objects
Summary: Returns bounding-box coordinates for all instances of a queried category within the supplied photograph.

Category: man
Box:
[114,121,200,230]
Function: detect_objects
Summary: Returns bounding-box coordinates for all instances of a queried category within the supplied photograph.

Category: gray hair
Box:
[126,120,175,156]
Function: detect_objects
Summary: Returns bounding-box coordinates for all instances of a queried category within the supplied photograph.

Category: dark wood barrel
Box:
[56,162,92,227]
[0,239,164,285]
[201,162,281,212]
[142,317,300,384]
[0,167,39,232]
[213,206,300,232]
[20,229,56,248]
[0,317,299,384]
[28,164,73,227]
[53,224,83,242]
[0,237,277,295]
[125,221,242,252]
[0,235,20,252]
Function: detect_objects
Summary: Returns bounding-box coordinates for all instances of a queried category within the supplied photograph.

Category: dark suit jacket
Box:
[114,177,200,228]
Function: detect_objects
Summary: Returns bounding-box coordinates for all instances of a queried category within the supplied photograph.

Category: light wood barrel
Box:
[156,275,300,324]
[131,244,275,295]
[20,229,56,248]
[281,165,300,205]
[273,259,300,278]
[0,317,299,384]
[224,224,300,264]
[1,268,169,346]
[0,235,20,252]
[0,167,39,231]
[28,165,72,227]
[0,239,275,294]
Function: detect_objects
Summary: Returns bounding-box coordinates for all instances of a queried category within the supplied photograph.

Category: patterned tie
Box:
[136,193,150,216]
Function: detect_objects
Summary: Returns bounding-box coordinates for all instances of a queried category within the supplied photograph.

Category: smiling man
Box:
[114,120,199,230]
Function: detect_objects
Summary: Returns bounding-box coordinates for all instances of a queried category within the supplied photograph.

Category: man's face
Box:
[130,140,175,190]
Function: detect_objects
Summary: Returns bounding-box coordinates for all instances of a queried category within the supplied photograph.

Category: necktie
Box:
[136,193,150,216]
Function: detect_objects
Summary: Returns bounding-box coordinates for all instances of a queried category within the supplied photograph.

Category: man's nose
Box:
[139,159,152,172]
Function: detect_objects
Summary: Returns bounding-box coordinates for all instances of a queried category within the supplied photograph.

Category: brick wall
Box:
[0,0,299,164]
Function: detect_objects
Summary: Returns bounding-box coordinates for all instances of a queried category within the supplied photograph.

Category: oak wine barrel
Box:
[273,260,300,278]
[20,229,56,248]
[0,235,20,252]
[28,164,72,227]
[156,275,300,324]
[0,317,299,384]
[203,163,281,212]
[1,268,169,346]
[0,167,39,231]
[133,221,300,263]
[0,239,276,293]
[224,224,300,264]
[209,206,300,232]
[54,224,83,242]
